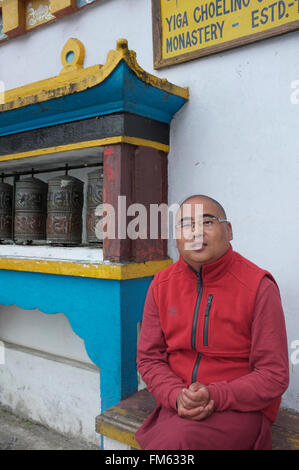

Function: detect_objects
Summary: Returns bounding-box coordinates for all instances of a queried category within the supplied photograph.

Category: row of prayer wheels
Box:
[0,170,102,244]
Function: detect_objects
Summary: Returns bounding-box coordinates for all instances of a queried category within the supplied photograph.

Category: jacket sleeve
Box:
[137,281,186,410]
[208,276,289,414]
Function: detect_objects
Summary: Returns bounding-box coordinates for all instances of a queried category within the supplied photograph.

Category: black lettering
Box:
[178,33,185,49]
[252,9,259,27]
[204,25,211,42]
[175,13,181,30]
[173,36,179,50]
[186,31,192,48]
[192,30,198,45]
[197,27,204,43]
[234,0,242,11]
[209,1,216,18]
[278,1,286,19]
[194,6,201,22]
[182,11,189,27]
[166,37,172,53]
[218,20,224,37]
[268,3,277,22]
[202,3,209,21]
[260,7,268,24]
[216,0,223,16]
[210,23,217,40]
[165,16,172,32]
[223,0,230,14]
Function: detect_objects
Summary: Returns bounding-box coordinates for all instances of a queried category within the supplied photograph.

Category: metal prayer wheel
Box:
[14,177,47,242]
[86,170,103,243]
[0,181,13,240]
[46,175,83,244]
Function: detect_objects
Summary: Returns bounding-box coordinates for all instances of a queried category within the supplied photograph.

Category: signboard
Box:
[152,0,299,68]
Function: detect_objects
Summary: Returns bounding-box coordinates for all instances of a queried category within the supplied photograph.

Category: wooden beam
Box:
[2,0,25,38]
[50,0,77,18]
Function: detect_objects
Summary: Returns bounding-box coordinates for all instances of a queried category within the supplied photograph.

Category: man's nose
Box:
[192,223,203,239]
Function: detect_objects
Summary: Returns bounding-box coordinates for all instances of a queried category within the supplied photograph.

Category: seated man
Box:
[135,194,289,450]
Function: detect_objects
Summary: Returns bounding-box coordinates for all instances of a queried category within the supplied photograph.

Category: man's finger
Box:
[183,386,209,403]
[192,400,215,421]
[188,382,205,392]
[179,400,215,421]
[177,404,204,419]
[180,389,204,408]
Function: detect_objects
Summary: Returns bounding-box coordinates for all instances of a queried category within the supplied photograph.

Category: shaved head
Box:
[180,194,227,219]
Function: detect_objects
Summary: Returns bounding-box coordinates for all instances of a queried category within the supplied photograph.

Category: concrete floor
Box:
[0,407,99,450]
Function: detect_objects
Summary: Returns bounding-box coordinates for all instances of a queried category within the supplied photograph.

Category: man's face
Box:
[175,196,233,271]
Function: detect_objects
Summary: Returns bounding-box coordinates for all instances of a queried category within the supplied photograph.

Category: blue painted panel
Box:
[120,277,152,399]
[0,62,186,137]
[0,269,152,411]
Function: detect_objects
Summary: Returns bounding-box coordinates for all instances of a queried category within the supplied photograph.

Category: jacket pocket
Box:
[203,294,213,346]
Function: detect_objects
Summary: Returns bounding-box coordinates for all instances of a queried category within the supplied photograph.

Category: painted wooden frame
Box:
[152,0,299,69]
[0,0,96,41]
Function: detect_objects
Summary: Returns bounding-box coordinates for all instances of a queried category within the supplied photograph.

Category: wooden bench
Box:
[95,389,299,450]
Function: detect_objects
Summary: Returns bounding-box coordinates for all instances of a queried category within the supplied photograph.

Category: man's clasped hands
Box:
[176,382,215,421]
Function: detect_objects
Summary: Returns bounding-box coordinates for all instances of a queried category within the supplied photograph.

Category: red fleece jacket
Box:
[137,247,289,423]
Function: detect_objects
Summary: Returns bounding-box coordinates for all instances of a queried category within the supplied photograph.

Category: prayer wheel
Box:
[46,175,83,244]
[14,177,48,242]
[86,170,103,243]
[0,181,13,240]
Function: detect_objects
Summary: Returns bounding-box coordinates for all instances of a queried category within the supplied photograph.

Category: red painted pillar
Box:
[102,144,134,263]
[132,146,168,262]
[102,144,168,263]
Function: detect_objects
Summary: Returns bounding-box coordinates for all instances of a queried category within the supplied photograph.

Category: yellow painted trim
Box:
[1,38,189,112]
[0,136,169,163]
[0,257,172,280]
[122,136,169,152]
[97,421,140,449]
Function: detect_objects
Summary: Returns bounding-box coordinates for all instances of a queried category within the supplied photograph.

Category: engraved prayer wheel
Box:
[14,177,48,241]
[86,170,103,243]
[0,182,13,240]
[46,175,83,244]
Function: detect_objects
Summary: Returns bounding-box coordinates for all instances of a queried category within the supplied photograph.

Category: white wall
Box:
[0,305,94,364]
[0,0,298,412]
[0,305,101,445]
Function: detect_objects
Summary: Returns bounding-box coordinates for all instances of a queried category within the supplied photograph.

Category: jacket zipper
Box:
[203,294,213,346]
[191,269,203,383]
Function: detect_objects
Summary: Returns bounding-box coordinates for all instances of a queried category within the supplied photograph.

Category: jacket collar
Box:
[178,243,234,283]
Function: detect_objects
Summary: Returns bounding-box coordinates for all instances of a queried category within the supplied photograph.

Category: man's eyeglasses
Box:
[176,215,228,231]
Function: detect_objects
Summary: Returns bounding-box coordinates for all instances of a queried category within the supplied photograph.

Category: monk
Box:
[135,195,289,450]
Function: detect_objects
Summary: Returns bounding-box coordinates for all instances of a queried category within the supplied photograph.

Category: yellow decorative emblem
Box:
[60,38,85,74]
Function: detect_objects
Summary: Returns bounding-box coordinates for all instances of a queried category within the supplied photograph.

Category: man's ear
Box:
[227,222,234,241]
[227,222,233,241]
